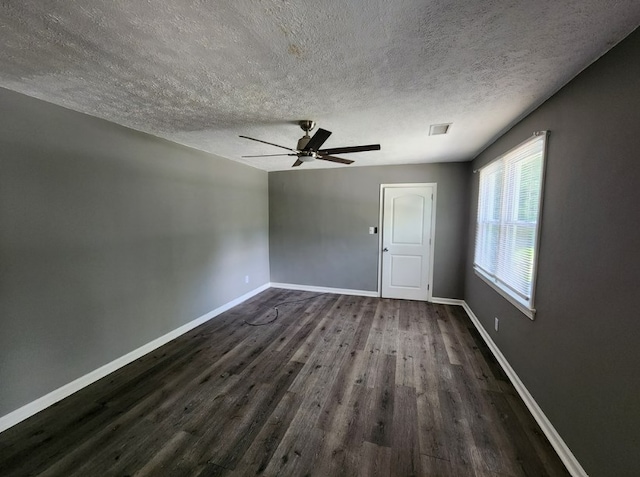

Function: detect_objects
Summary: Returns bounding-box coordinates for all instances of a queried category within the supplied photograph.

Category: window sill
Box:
[474,270,536,320]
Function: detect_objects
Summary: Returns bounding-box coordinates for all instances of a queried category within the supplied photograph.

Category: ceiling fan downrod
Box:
[297,120,316,153]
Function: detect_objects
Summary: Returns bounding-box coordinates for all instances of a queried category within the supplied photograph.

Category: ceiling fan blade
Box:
[241,153,297,158]
[302,128,332,151]
[318,144,381,155]
[239,135,298,153]
[292,158,303,167]
[317,154,354,165]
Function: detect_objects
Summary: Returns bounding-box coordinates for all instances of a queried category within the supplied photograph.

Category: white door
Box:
[381,185,435,301]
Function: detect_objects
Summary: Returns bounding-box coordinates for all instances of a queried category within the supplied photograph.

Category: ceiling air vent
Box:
[429,123,451,136]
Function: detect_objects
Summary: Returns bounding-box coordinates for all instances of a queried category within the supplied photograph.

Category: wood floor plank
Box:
[30,381,192,477]
[274,294,335,352]
[261,422,325,476]
[380,299,400,356]
[359,441,391,477]
[206,360,304,469]
[395,330,417,388]
[437,315,464,366]
[416,390,450,461]
[363,298,386,356]
[443,305,503,393]
[420,454,459,477]
[352,297,378,351]
[412,323,439,397]
[289,294,344,364]
[451,364,523,476]
[313,383,368,477]
[262,299,364,474]
[132,430,192,477]
[68,417,163,477]
[366,353,396,447]
[176,353,304,467]
[230,391,302,476]
[399,299,429,337]
[436,388,478,470]
[390,385,422,477]
[0,291,570,477]
[35,410,156,477]
[502,391,572,476]
[316,349,363,431]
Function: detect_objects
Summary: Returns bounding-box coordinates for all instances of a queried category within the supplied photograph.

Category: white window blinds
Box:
[474,132,547,318]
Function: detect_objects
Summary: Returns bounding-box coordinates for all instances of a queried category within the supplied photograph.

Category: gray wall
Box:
[269,163,469,298]
[465,28,640,477]
[0,88,270,416]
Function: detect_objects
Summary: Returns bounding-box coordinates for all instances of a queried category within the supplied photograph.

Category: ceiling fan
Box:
[239,120,381,167]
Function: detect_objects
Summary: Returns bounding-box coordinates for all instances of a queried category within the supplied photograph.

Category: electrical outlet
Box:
[245,275,249,284]
[494,317,499,332]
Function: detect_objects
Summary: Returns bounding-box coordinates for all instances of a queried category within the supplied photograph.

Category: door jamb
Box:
[377,183,438,301]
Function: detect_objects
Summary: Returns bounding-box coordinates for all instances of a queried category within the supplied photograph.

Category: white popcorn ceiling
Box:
[0,1,638,171]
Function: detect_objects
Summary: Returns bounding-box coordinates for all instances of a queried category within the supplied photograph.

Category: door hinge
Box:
[427,284,430,291]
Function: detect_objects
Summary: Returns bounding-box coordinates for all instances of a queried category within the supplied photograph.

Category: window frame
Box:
[473,131,548,320]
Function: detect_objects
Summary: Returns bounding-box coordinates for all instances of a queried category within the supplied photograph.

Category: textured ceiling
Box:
[1,1,639,171]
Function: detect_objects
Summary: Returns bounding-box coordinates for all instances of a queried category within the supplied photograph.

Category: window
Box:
[474,132,548,319]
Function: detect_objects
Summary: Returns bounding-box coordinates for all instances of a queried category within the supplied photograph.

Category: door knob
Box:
[383,247,389,252]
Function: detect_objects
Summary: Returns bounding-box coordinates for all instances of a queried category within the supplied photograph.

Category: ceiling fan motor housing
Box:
[296,135,311,150]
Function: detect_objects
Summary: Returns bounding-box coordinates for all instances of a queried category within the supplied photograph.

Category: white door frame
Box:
[377,183,437,301]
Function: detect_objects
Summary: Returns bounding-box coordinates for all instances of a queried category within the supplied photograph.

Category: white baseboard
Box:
[460,301,588,477]
[0,283,270,434]
[270,282,379,298]
[430,297,465,306]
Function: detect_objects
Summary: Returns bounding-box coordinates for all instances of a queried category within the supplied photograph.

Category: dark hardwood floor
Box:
[0,289,570,476]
